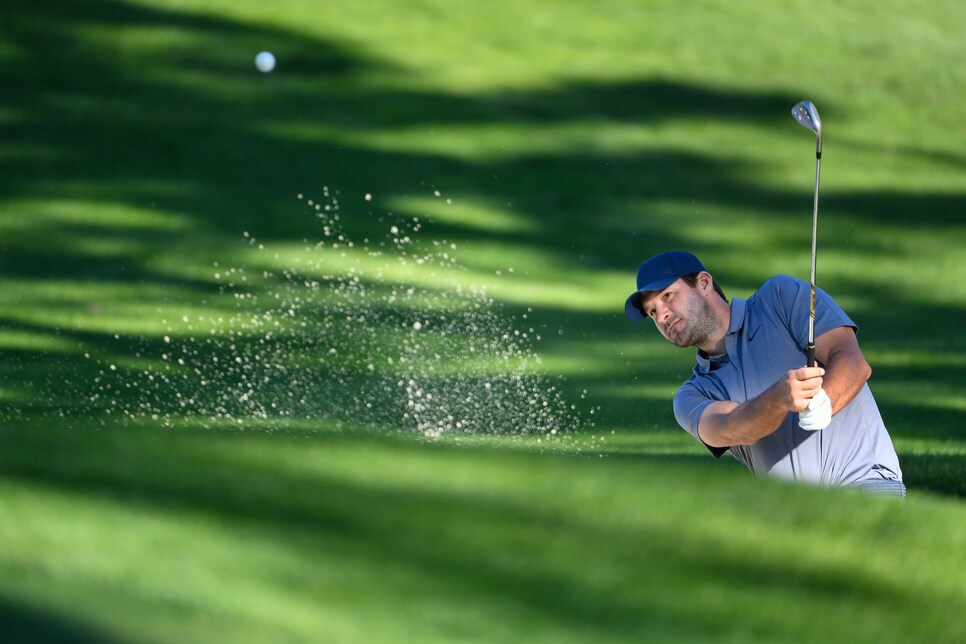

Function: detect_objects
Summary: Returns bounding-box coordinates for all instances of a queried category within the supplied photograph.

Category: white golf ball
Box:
[255,51,276,73]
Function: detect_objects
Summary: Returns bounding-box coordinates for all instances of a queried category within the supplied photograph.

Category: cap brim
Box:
[625,292,646,321]
[624,276,677,322]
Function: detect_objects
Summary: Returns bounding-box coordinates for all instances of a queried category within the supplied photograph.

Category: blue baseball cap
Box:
[625,251,706,322]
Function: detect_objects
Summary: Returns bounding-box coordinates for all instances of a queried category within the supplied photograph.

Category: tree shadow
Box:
[900,453,966,498]
[0,425,946,641]
[5,0,961,265]
[0,593,122,644]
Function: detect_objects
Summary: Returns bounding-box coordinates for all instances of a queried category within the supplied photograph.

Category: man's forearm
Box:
[698,367,825,448]
[699,379,793,447]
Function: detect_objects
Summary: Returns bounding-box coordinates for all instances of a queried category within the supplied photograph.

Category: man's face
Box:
[640,278,717,348]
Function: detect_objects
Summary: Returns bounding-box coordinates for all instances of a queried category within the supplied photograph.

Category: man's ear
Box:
[697,271,713,293]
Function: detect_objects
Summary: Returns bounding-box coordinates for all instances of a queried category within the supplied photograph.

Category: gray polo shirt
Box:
[673,275,902,486]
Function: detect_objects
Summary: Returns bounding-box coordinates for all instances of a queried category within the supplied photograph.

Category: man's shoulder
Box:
[758,274,806,294]
[749,274,807,305]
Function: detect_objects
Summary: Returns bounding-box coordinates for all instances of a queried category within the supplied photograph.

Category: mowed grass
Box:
[3,424,966,644]
[2,0,966,641]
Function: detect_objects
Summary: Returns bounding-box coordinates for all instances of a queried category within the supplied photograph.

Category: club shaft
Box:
[807,151,821,367]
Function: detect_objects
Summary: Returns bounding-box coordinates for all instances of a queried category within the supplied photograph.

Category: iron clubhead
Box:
[792,101,822,154]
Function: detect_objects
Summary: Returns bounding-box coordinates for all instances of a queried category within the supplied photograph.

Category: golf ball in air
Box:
[255,51,276,73]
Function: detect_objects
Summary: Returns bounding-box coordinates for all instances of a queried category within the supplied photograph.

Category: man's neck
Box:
[698,298,731,356]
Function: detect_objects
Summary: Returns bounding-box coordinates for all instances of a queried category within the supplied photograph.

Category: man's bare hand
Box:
[781,367,825,412]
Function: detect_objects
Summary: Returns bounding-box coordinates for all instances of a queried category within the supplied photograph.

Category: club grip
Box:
[806,342,816,368]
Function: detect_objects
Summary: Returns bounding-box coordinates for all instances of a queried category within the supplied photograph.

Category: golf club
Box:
[791,100,822,368]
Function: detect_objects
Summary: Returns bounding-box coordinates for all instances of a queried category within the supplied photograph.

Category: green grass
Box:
[3,424,966,643]
[2,0,966,641]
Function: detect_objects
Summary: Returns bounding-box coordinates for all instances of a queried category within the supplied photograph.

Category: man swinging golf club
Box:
[624,103,904,495]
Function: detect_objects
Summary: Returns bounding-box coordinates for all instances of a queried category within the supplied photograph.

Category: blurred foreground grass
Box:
[2,424,965,643]
[2,0,966,641]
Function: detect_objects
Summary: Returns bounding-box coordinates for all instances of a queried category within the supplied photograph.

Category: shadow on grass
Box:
[900,454,966,499]
[4,0,963,269]
[2,0,962,315]
[0,594,121,644]
[0,425,947,641]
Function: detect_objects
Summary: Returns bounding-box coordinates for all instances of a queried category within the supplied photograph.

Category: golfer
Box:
[625,251,904,496]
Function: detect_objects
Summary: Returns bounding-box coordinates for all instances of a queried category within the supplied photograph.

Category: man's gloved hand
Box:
[798,388,832,431]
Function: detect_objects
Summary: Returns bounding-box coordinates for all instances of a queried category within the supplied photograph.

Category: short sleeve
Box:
[674,381,730,459]
[764,276,856,350]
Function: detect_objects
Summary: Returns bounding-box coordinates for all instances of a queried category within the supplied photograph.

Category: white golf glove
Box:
[798,388,832,431]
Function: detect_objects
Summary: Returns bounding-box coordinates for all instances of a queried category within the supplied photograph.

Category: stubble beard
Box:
[670,290,719,349]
